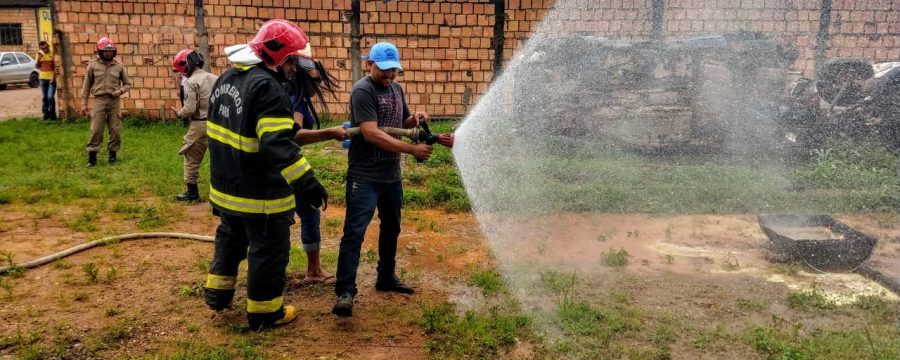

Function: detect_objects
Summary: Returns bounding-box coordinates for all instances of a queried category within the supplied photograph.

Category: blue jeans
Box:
[334,178,402,296]
[39,80,56,119]
[296,202,321,252]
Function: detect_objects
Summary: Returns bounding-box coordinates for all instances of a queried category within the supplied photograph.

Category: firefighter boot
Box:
[274,305,297,325]
[86,151,98,167]
[108,151,118,165]
[176,183,200,202]
[248,305,297,330]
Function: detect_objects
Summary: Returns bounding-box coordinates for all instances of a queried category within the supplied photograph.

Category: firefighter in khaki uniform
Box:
[169,49,218,202]
[202,19,328,329]
[81,37,132,167]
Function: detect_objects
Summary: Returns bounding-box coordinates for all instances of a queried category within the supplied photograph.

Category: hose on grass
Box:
[0,232,214,274]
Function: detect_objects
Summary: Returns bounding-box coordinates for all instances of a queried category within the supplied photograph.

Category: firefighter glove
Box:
[295,174,328,211]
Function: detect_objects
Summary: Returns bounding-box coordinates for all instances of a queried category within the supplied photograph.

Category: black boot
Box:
[108,151,117,165]
[86,151,97,167]
[176,183,200,202]
[375,274,415,294]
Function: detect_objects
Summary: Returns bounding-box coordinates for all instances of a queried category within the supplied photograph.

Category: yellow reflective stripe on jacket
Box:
[256,117,294,138]
[247,295,283,314]
[205,274,237,290]
[281,157,311,184]
[209,186,295,215]
[208,122,260,153]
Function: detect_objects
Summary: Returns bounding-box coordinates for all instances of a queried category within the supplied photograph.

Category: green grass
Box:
[552,298,643,357]
[786,287,836,311]
[746,323,900,359]
[600,248,630,267]
[0,118,468,212]
[469,136,900,214]
[81,262,99,283]
[468,268,504,296]
[421,302,530,359]
[287,247,338,273]
[175,282,203,298]
[735,297,767,312]
[0,118,190,204]
[151,337,268,360]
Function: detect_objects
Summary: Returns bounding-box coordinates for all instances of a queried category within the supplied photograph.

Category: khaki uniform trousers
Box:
[179,120,209,184]
[86,96,122,152]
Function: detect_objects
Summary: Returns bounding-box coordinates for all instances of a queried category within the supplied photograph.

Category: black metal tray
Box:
[758,214,878,272]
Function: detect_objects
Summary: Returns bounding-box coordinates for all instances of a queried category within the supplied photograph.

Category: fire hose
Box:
[343,118,441,146]
[0,232,214,274]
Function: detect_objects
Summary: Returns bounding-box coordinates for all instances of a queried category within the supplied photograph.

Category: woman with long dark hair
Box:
[290,48,348,283]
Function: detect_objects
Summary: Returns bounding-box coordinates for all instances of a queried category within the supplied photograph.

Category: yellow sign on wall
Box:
[38,7,53,46]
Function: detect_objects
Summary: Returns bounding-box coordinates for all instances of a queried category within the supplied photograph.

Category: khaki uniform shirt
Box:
[81,59,131,100]
[177,69,218,120]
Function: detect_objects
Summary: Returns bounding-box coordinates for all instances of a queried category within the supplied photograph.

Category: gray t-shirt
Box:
[347,76,411,183]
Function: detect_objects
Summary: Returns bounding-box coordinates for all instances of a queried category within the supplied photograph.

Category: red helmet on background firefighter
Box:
[96,37,117,61]
[248,19,309,69]
[172,49,203,75]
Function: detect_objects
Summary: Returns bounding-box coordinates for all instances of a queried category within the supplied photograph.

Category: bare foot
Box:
[304,270,334,282]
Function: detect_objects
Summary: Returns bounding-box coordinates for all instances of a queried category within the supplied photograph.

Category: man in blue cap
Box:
[332,42,433,317]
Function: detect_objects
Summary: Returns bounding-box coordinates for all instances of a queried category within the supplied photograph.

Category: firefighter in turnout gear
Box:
[170,49,217,202]
[202,19,329,330]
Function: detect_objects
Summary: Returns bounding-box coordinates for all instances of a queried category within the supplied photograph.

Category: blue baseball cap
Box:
[363,42,402,71]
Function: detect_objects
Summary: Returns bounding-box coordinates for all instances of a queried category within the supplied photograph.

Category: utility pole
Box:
[491,0,506,80]
[350,0,362,83]
[195,0,209,71]
[815,0,832,78]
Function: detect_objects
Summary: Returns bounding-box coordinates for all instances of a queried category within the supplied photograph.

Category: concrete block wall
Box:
[0,8,39,54]
[52,0,900,120]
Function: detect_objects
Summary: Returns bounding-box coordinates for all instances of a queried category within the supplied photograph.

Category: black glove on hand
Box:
[295,173,328,211]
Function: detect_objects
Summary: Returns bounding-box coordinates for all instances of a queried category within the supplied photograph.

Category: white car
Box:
[0,51,39,89]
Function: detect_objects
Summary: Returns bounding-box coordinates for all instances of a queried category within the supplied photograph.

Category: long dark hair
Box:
[291,60,339,129]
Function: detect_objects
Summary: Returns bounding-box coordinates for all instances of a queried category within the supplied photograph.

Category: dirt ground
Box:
[0,202,494,359]
[480,212,900,357]
[1,202,899,358]
[0,86,42,120]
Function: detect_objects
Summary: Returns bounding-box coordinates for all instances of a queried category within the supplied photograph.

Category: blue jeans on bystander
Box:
[334,178,402,297]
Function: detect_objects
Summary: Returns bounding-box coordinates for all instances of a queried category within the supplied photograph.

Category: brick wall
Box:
[55,1,195,118]
[52,0,900,120]
[0,8,39,54]
[827,0,900,64]
[55,0,496,119]
[505,0,900,79]
[663,0,823,77]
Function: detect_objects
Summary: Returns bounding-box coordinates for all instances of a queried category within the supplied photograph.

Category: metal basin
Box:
[758,214,878,272]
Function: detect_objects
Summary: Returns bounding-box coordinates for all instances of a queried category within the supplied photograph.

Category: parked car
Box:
[0,51,39,89]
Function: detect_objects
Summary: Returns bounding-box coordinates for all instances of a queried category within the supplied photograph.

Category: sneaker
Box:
[375,276,415,294]
[331,293,354,317]
[273,305,297,325]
